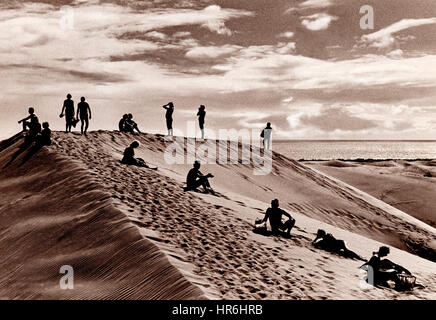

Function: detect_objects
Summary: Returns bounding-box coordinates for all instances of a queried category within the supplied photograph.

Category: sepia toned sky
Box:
[1,0,436,139]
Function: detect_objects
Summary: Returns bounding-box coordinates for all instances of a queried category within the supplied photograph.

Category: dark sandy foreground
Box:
[0,131,435,299]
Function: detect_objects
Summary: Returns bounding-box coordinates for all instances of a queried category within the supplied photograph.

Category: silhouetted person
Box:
[18,107,39,132]
[18,107,41,143]
[261,122,272,150]
[77,97,91,135]
[360,246,414,290]
[163,102,174,136]
[4,121,50,169]
[125,114,141,133]
[119,114,128,132]
[121,141,157,170]
[35,122,52,147]
[185,161,214,193]
[197,105,206,139]
[60,94,76,133]
[313,229,365,261]
[262,199,295,237]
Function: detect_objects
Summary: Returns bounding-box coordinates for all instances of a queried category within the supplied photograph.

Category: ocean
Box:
[273,140,436,160]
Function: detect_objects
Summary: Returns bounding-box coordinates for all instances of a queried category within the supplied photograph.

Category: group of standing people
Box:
[19,95,273,150]
[162,102,206,139]
[60,94,92,135]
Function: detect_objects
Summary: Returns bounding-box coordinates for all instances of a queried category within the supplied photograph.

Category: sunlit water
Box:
[273,140,436,160]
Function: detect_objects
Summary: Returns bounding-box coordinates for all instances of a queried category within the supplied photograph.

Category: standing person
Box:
[197,105,206,139]
[162,102,174,136]
[76,97,91,136]
[261,122,272,150]
[261,199,295,237]
[60,94,75,133]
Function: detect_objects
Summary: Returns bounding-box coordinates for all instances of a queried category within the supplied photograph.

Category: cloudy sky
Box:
[1,0,436,140]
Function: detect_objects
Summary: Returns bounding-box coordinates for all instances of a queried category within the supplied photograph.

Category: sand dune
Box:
[0,131,435,299]
[306,160,436,228]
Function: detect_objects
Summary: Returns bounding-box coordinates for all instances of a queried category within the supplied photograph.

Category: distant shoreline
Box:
[300,158,436,162]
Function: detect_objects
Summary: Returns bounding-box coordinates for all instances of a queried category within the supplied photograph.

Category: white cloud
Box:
[300,0,334,9]
[301,13,338,31]
[360,18,436,48]
[285,0,334,15]
[200,5,253,35]
[185,45,241,59]
[277,31,294,39]
[387,49,403,59]
[173,31,191,38]
[146,31,167,40]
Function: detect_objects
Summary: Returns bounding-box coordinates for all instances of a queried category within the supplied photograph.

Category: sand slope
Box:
[306,160,436,228]
[0,131,435,299]
[0,133,205,299]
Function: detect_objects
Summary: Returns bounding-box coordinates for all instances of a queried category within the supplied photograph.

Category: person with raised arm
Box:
[162,102,174,136]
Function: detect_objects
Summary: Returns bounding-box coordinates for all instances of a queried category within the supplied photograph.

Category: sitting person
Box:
[313,229,365,261]
[360,246,416,291]
[261,199,295,237]
[121,141,157,170]
[5,122,51,168]
[119,114,128,132]
[35,122,52,146]
[124,114,141,134]
[184,161,214,193]
[18,107,41,143]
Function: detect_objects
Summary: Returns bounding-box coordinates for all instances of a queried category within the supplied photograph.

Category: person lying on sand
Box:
[121,141,157,170]
[261,199,295,237]
[360,246,419,291]
[184,161,214,194]
[312,229,365,261]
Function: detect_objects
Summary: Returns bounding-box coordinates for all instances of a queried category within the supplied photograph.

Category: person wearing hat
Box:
[261,199,295,237]
[60,94,76,133]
